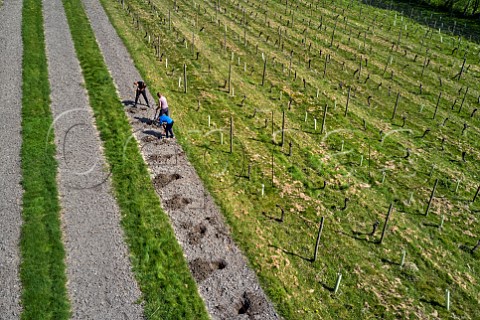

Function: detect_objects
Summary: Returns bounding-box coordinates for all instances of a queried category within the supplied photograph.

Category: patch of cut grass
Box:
[20,0,70,319]
[61,0,209,318]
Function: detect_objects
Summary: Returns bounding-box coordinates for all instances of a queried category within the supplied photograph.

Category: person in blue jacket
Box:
[158,114,174,138]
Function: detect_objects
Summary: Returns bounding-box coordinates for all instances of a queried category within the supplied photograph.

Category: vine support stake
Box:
[321,103,328,134]
[230,115,233,153]
[445,289,450,311]
[313,217,325,262]
[379,203,394,244]
[425,179,438,216]
[228,63,232,94]
[400,250,406,268]
[333,272,342,294]
[391,92,400,120]
[433,91,442,120]
[262,58,267,86]
[458,87,469,114]
[345,87,351,117]
[183,63,187,93]
[472,185,480,203]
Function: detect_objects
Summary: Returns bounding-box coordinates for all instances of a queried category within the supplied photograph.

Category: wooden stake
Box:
[379,203,394,244]
[262,58,267,86]
[228,63,232,94]
[345,87,351,117]
[321,103,328,134]
[425,179,438,216]
[433,92,442,120]
[458,87,469,114]
[271,149,274,186]
[391,92,400,120]
[313,217,325,262]
[457,58,466,81]
[330,20,337,47]
[281,110,285,147]
[230,115,233,153]
[472,186,480,203]
[183,64,187,93]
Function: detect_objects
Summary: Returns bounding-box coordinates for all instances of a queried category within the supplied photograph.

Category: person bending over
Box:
[158,114,174,138]
[133,80,150,108]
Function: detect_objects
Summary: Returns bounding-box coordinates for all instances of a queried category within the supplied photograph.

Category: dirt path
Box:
[42,0,144,318]
[0,0,24,318]
[82,0,279,318]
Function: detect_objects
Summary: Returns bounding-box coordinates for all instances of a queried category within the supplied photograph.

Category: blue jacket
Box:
[159,114,174,124]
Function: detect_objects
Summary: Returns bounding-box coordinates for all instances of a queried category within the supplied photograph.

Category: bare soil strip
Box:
[43,0,143,318]
[82,0,279,318]
[0,0,23,318]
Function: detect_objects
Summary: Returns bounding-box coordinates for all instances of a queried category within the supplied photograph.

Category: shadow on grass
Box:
[422,221,440,228]
[261,211,283,223]
[268,244,312,262]
[320,281,334,292]
[303,130,323,135]
[419,298,443,308]
[459,243,479,254]
[339,230,377,243]
[405,209,425,216]
[361,0,480,43]
[381,257,400,266]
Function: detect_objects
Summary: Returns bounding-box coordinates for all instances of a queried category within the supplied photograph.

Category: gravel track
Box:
[0,0,24,318]
[43,0,143,318]
[82,0,279,318]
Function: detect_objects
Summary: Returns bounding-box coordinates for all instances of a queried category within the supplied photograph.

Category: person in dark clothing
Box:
[158,114,174,138]
[133,81,150,108]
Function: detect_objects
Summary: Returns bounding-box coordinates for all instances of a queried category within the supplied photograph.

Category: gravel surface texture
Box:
[43,0,143,318]
[83,0,280,318]
[0,0,24,318]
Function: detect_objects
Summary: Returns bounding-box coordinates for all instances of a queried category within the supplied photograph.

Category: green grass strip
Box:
[61,0,209,318]
[20,0,70,319]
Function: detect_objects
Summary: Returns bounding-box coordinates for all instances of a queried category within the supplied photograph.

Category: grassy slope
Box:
[60,0,209,318]
[20,0,70,319]
[102,0,480,318]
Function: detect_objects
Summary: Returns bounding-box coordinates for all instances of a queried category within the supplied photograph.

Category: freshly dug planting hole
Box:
[153,173,182,189]
[141,135,156,143]
[235,292,267,316]
[165,194,191,210]
[189,258,228,282]
[148,153,173,163]
[188,223,208,245]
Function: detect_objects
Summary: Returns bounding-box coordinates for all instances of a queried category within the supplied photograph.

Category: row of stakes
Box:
[127,0,478,306]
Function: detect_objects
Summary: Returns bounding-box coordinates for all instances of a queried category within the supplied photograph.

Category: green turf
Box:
[101,0,480,318]
[19,0,70,319]
[61,0,209,318]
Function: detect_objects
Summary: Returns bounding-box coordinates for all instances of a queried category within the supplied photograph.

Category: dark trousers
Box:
[165,121,174,138]
[160,108,169,116]
[134,89,149,107]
